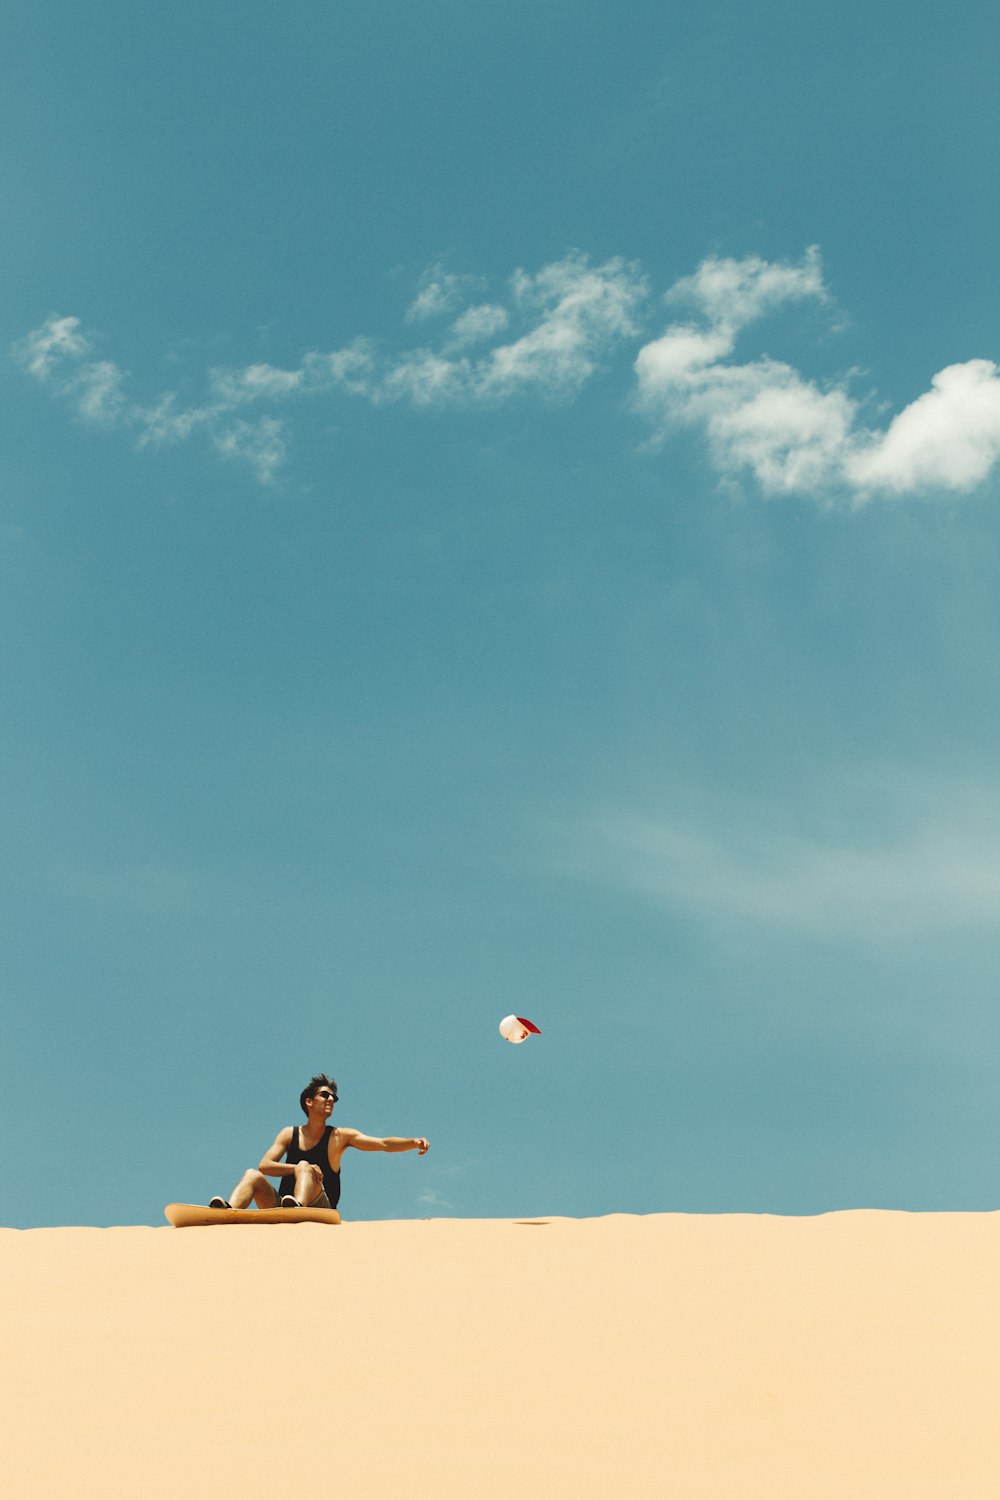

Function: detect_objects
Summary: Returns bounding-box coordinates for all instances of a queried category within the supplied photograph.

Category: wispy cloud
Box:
[417,1187,454,1211]
[445,303,510,350]
[12,315,288,484]
[211,417,287,485]
[14,314,90,379]
[14,247,1000,497]
[12,317,131,428]
[135,391,216,447]
[635,249,1000,499]
[405,264,486,323]
[470,253,647,400]
[367,253,648,407]
[666,246,827,328]
[12,256,644,481]
[569,785,1000,940]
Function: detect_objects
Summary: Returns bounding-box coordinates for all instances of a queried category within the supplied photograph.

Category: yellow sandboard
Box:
[165,1202,341,1227]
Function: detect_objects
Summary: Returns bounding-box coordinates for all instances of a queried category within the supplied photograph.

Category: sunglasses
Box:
[316,1090,338,1101]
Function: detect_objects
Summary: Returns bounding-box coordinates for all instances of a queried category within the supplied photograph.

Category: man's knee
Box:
[241,1167,267,1189]
[293,1170,321,1204]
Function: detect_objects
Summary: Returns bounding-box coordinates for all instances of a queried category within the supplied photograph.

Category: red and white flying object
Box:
[498,1015,542,1044]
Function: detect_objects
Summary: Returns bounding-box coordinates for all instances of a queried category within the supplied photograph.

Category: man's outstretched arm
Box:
[342,1129,430,1155]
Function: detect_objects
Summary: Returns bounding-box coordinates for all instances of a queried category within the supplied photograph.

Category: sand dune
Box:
[3,1211,1000,1497]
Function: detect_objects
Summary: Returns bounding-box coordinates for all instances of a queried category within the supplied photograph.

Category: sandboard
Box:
[165,1202,341,1227]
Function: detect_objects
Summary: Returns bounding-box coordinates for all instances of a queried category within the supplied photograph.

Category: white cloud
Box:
[14,249,1000,499]
[302,341,377,397]
[634,306,857,499]
[667,246,826,330]
[472,253,647,400]
[13,314,91,380]
[635,250,1000,500]
[634,323,734,383]
[13,315,131,427]
[379,349,471,406]
[68,359,129,426]
[212,417,287,484]
[580,796,1000,940]
[378,253,646,406]
[634,249,853,494]
[446,302,510,349]
[674,357,855,494]
[135,393,214,448]
[405,265,484,323]
[13,314,293,482]
[845,360,1000,494]
[204,342,379,413]
[209,362,305,404]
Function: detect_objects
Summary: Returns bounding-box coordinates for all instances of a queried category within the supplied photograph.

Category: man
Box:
[210,1073,430,1214]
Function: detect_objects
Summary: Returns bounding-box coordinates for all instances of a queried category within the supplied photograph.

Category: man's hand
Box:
[414,1138,430,1155]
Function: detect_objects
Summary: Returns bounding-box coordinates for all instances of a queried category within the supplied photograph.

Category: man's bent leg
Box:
[291,1162,325,1206]
[229,1168,279,1210]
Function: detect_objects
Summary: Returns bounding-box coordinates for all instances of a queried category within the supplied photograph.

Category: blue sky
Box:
[3,1,1000,1227]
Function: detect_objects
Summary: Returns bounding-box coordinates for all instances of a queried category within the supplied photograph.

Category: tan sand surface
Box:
[3,1211,1000,1498]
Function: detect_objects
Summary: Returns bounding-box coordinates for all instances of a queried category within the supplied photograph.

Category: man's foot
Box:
[209,1197,233,1210]
[280,1195,301,1209]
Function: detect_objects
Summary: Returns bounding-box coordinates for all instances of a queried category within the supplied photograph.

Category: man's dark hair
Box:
[300,1073,338,1116]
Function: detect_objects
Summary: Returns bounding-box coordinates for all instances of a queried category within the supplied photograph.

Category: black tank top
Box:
[286,1125,341,1209]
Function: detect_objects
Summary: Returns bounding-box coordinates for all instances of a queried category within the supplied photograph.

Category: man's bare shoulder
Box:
[258,1124,295,1169]
[334,1126,390,1152]
[327,1125,358,1164]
